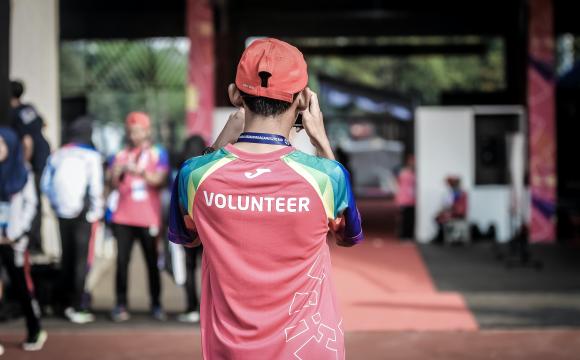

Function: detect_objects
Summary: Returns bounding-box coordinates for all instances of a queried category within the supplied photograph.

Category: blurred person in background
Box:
[174,135,206,323]
[396,154,416,240]
[41,116,103,324]
[108,112,169,322]
[9,80,51,254]
[0,127,47,352]
[432,175,468,243]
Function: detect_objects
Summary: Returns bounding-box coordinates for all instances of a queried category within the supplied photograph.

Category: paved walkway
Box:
[332,240,477,331]
[2,328,580,359]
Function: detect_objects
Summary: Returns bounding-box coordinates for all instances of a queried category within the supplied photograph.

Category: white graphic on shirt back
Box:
[307,255,326,283]
[288,290,318,315]
[337,318,344,335]
[285,319,309,342]
[286,313,338,360]
[244,168,271,179]
[284,254,340,359]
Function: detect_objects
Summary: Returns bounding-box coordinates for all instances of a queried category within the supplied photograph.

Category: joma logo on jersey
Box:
[244,168,271,179]
[203,191,310,213]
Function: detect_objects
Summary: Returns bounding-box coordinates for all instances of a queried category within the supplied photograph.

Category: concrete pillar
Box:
[186,0,214,143]
[527,0,556,242]
[0,0,9,125]
[10,0,60,148]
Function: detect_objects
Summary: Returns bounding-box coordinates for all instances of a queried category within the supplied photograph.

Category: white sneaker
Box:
[0,343,4,356]
[22,330,47,351]
[65,307,96,324]
[177,311,200,323]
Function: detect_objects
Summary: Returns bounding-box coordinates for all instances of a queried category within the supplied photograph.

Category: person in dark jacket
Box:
[9,80,51,254]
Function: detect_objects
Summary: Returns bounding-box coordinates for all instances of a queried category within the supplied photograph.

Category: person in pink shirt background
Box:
[108,112,169,322]
[396,154,416,240]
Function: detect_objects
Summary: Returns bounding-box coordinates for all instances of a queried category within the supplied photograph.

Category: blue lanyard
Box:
[236,132,291,146]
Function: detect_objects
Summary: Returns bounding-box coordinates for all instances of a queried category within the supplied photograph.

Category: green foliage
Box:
[60,39,188,147]
[307,38,505,105]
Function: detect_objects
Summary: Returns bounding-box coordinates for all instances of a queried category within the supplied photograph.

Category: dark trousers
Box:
[58,216,92,311]
[113,224,161,309]
[0,244,41,338]
[399,206,415,239]
[28,174,43,253]
[184,246,201,312]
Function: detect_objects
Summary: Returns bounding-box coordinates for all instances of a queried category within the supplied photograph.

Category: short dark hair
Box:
[10,80,24,99]
[240,91,294,117]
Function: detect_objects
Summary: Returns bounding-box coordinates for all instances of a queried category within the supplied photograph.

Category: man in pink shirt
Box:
[109,112,169,321]
[169,38,363,359]
[396,154,416,240]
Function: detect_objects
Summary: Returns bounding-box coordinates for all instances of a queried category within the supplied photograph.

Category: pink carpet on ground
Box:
[330,238,478,331]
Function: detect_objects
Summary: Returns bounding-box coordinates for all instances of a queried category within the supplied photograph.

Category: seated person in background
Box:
[432,176,467,243]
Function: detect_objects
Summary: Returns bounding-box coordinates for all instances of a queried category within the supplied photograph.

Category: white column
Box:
[10,0,60,148]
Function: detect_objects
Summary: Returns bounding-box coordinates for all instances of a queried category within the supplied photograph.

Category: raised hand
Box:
[212,107,245,149]
[300,88,335,160]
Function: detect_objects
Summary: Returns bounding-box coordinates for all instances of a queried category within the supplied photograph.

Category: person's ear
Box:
[296,88,309,112]
[228,83,244,108]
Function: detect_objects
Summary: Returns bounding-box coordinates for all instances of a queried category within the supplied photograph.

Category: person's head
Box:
[66,115,93,145]
[125,111,151,147]
[0,127,28,200]
[446,175,461,190]
[10,80,24,107]
[182,135,206,162]
[229,38,309,129]
[406,154,415,170]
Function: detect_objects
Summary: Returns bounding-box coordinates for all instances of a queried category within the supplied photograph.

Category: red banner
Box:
[186,0,214,143]
[528,0,556,242]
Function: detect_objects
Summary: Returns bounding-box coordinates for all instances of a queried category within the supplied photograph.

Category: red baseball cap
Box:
[235,38,308,103]
[125,111,151,129]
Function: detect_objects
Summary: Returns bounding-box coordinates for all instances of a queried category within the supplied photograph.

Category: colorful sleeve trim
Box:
[168,176,196,245]
[181,149,237,217]
[168,148,237,245]
[333,161,363,245]
[282,151,363,245]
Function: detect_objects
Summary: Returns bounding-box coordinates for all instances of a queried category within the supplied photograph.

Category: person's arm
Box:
[86,153,105,223]
[22,134,34,163]
[107,155,124,189]
[300,88,335,160]
[12,115,34,163]
[40,155,54,200]
[6,173,38,242]
[142,168,168,187]
[168,166,201,247]
[141,147,169,187]
[208,108,246,150]
[331,163,364,247]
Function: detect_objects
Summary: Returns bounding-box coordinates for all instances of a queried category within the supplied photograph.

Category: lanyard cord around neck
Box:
[236,132,291,147]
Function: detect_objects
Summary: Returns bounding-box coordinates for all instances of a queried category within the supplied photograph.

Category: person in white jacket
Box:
[41,117,103,324]
[0,127,46,353]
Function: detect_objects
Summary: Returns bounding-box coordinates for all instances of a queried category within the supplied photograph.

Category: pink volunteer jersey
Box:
[111,144,169,228]
[395,168,416,207]
[169,144,363,359]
